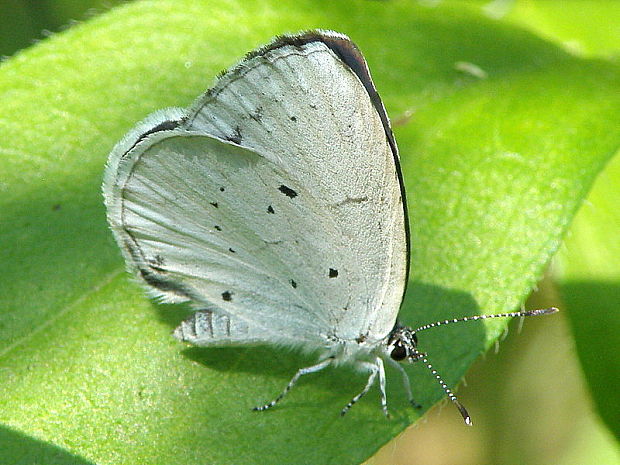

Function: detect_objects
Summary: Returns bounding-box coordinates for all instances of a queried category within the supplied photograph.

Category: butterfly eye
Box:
[390,343,407,361]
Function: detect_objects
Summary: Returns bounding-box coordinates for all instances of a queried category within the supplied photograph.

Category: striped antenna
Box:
[411,307,558,425]
[413,307,558,334]
[410,347,472,425]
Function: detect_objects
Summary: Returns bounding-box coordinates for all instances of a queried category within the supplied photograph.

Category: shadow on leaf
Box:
[0,425,94,465]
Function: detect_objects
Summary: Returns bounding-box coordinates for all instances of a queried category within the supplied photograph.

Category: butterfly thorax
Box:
[320,328,402,369]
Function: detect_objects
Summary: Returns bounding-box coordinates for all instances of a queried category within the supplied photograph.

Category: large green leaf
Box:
[1,1,618,464]
[454,0,620,442]
[497,0,620,440]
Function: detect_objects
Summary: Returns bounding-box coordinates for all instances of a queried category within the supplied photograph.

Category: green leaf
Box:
[0,1,618,464]
[555,152,620,439]
[444,0,620,57]
[501,0,620,57]
[470,0,620,441]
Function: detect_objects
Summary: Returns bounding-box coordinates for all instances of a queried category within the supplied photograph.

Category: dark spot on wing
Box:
[329,268,338,278]
[250,106,263,122]
[222,291,233,301]
[149,254,165,266]
[267,205,275,214]
[290,279,297,288]
[226,126,243,144]
[229,247,236,253]
[356,334,367,343]
[290,116,297,122]
[220,187,225,192]
[309,103,317,110]
[210,201,219,208]
[214,225,222,231]
[278,185,297,198]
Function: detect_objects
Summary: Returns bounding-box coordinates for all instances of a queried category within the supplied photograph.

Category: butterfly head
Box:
[386,323,422,362]
[383,308,558,425]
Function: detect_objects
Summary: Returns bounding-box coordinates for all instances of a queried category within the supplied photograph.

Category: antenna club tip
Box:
[456,402,472,426]
[524,307,559,317]
[538,307,559,315]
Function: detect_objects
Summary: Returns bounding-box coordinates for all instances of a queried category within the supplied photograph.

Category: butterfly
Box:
[103,30,557,424]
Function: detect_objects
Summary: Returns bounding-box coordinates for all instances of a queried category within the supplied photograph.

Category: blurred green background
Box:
[1,1,618,464]
[1,0,130,57]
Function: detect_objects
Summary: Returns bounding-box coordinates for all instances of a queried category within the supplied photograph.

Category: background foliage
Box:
[0,1,618,464]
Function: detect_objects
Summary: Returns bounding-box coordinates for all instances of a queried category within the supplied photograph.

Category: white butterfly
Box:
[103,30,557,423]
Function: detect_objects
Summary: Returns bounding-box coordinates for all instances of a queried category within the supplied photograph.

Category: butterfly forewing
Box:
[104,31,407,347]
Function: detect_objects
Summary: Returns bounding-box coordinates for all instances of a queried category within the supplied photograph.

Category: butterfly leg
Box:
[386,357,421,409]
[340,361,379,417]
[375,357,389,417]
[253,358,333,412]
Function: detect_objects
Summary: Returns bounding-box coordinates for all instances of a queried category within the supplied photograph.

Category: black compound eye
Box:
[412,333,418,345]
[390,344,407,361]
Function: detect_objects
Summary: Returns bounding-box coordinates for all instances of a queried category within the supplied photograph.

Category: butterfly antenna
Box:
[413,307,558,334]
[409,308,558,425]
[411,348,472,425]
